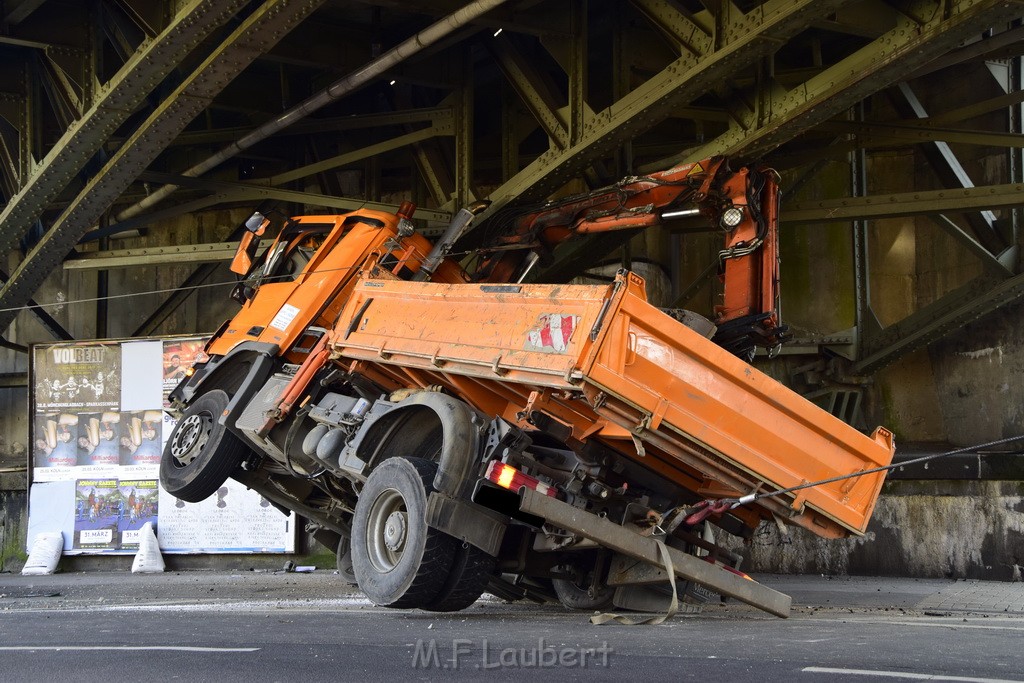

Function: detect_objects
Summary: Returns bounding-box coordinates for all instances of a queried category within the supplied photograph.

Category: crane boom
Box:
[473,156,786,357]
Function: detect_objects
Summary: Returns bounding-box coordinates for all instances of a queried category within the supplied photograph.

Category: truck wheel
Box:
[351,457,456,608]
[336,535,357,586]
[552,577,615,611]
[423,542,495,613]
[160,390,249,503]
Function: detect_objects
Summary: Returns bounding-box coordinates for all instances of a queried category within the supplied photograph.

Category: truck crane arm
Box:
[471,156,787,358]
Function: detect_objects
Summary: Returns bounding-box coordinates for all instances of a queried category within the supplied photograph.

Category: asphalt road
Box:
[2,572,1022,682]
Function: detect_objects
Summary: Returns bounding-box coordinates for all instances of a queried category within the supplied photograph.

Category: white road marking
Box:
[0,651,260,655]
[92,597,376,611]
[803,667,1024,683]
[854,619,1024,633]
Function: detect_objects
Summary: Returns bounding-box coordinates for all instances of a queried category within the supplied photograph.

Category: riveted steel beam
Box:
[891,82,1001,251]
[454,46,475,208]
[489,37,569,149]
[4,84,26,194]
[0,87,28,197]
[64,242,266,270]
[266,125,452,186]
[686,0,1024,162]
[929,215,1017,278]
[782,183,1024,224]
[118,0,513,223]
[392,92,454,208]
[629,0,713,57]
[907,24,1024,81]
[468,0,850,233]
[34,54,78,130]
[568,0,587,147]
[82,192,245,242]
[500,83,518,182]
[0,35,61,50]
[160,107,453,147]
[814,119,1024,149]
[0,0,325,335]
[4,0,47,24]
[910,90,1024,127]
[810,3,896,40]
[356,0,569,38]
[0,0,249,258]
[131,260,226,337]
[854,272,1024,374]
[137,171,453,223]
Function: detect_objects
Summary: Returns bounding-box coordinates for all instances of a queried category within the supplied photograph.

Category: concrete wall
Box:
[725,481,1024,582]
[0,473,27,572]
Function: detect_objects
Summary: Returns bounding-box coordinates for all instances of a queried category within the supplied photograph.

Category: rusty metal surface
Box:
[0,0,324,334]
[0,0,249,257]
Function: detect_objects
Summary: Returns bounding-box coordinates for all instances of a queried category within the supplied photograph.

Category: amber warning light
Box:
[484,461,558,498]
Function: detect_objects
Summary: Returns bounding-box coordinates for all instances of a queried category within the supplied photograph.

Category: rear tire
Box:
[553,554,615,610]
[552,578,615,610]
[351,457,456,609]
[160,390,250,503]
[423,542,495,612]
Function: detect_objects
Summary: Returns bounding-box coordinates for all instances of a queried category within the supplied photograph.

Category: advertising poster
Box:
[30,337,293,555]
[34,343,121,411]
[117,479,159,549]
[158,480,295,553]
[163,339,208,406]
[76,411,121,466]
[33,412,79,468]
[73,478,120,550]
[119,410,163,465]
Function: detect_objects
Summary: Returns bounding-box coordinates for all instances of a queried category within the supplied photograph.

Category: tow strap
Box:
[591,541,678,626]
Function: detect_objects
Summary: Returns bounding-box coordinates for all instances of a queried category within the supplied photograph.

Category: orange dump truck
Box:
[162,157,894,618]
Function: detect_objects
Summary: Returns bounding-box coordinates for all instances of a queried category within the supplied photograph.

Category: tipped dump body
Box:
[332,269,894,539]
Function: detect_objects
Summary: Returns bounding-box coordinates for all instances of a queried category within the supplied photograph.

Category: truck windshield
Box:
[259,224,332,284]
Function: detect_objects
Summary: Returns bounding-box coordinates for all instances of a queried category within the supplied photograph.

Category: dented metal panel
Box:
[332,269,895,539]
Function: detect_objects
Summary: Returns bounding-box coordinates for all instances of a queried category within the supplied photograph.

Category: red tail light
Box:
[484,461,558,498]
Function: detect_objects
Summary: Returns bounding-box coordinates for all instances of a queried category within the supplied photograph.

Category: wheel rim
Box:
[365,488,408,573]
[169,412,213,467]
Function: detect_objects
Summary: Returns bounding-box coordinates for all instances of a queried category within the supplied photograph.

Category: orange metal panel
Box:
[329,270,894,538]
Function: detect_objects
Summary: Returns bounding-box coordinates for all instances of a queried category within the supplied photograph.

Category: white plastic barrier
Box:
[131,522,165,573]
[22,531,64,575]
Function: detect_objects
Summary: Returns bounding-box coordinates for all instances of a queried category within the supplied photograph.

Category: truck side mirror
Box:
[230,212,268,275]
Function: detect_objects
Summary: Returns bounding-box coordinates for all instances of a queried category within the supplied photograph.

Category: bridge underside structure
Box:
[0,0,1023,446]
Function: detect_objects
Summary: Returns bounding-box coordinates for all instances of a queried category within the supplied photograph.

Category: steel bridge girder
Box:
[0,0,250,257]
[689,0,1024,162]
[0,0,325,335]
[471,0,851,229]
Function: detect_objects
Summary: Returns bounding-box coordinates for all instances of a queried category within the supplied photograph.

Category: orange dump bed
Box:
[330,269,895,539]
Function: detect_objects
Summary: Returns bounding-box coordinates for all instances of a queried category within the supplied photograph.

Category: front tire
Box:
[351,457,456,608]
[160,390,250,503]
